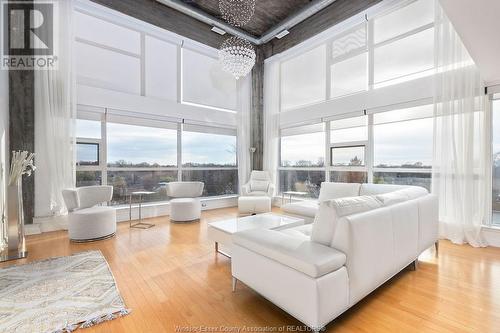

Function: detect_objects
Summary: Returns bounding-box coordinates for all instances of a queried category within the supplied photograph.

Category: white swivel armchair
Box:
[241,171,275,197]
[239,171,274,215]
[62,185,116,242]
[166,182,204,222]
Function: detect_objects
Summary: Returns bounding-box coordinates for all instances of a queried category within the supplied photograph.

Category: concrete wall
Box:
[0,68,8,234]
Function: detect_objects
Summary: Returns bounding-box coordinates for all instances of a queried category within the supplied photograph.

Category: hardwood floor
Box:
[3,207,500,332]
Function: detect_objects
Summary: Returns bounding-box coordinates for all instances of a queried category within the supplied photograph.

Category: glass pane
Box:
[279,170,325,199]
[76,143,99,166]
[76,119,101,139]
[331,116,367,130]
[280,132,325,167]
[373,172,431,191]
[281,45,326,110]
[76,171,102,187]
[331,117,368,144]
[330,52,367,98]
[374,28,434,84]
[107,123,177,167]
[182,132,237,167]
[332,24,366,60]
[331,146,365,166]
[76,41,141,95]
[182,169,238,197]
[330,171,367,183]
[182,48,237,111]
[374,104,434,124]
[374,0,434,43]
[107,170,178,205]
[374,117,433,168]
[75,11,141,54]
[492,100,500,226]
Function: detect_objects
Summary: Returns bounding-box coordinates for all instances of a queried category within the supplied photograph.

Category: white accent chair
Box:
[239,171,274,214]
[62,186,116,242]
[241,170,275,197]
[231,183,438,330]
[166,182,204,222]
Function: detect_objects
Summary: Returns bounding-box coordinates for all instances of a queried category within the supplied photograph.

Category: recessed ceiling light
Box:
[275,30,289,39]
[211,26,226,35]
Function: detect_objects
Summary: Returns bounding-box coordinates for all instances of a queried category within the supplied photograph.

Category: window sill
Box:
[113,194,239,210]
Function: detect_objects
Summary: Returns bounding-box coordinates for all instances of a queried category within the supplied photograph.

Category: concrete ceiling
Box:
[180,0,313,37]
[439,0,500,86]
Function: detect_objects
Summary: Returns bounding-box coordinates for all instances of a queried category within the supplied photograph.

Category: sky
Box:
[281,117,433,167]
[77,120,237,166]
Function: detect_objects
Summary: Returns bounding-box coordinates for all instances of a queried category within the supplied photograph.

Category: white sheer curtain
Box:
[237,76,252,191]
[34,0,76,217]
[263,59,281,195]
[432,2,489,247]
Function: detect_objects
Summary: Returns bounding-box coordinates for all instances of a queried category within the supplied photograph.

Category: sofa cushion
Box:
[376,187,429,206]
[329,195,382,217]
[250,180,269,192]
[281,200,319,218]
[233,228,346,278]
[359,183,409,196]
[311,196,382,246]
[318,182,361,202]
[279,224,312,240]
[376,191,407,206]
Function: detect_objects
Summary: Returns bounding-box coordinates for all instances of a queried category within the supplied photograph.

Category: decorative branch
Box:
[8,151,36,186]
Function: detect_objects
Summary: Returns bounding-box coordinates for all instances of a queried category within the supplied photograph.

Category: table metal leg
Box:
[214,242,231,258]
[130,194,155,229]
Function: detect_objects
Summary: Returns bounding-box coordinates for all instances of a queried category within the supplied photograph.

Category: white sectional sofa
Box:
[281,182,421,222]
[231,182,438,330]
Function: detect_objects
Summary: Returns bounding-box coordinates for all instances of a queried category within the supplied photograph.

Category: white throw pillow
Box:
[376,187,428,206]
[311,195,382,246]
[318,182,361,202]
[250,180,269,192]
[329,195,382,217]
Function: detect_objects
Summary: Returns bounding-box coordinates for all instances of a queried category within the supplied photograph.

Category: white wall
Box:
[0,66,8,240]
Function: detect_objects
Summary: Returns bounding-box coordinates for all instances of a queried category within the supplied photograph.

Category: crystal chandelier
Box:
[218,36,256,80]
[219,0,256,27]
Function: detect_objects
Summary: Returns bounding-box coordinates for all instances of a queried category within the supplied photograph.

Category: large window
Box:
[182,125,238,196]
[373,105,433,190]
[492,100,500,227]
[278,106,434,195]
[278,0,435,111]
[75,112,238,205]
[279,124,325,198]
[107,122,177,168]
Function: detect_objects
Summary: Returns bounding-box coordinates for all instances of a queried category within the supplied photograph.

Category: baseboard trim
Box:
[31,196,238,235]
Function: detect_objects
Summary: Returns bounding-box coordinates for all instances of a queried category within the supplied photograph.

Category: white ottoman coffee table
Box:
[207,213,304,257]
[238,196,271,215]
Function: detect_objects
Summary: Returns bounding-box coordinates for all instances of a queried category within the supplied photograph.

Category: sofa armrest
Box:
[233,229,346,278]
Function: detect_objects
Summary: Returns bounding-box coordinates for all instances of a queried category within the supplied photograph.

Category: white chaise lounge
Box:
[231,182,438,330]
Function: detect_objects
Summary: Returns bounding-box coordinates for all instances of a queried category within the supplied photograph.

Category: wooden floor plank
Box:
[2,207,499,332]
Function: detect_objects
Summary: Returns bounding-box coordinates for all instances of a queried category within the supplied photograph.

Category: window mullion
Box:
[101,111,108,185]
[367,113,374,183]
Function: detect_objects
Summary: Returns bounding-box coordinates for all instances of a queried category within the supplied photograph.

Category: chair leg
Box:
[435,241,439,257]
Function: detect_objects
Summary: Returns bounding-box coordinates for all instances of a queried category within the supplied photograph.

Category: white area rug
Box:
[0,251,130,332]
